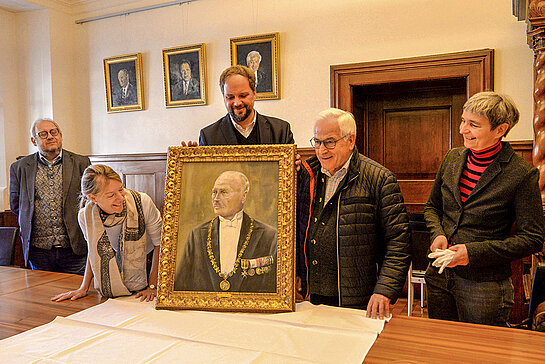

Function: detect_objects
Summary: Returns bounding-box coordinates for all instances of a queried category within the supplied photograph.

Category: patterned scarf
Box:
[79,189,147,298]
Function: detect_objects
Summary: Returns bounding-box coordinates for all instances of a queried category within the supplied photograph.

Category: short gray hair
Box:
[218,171,250,194]
[463,91,519,136]
[315,108,357,137]
[30,118,61,137]
[246,50,262,64]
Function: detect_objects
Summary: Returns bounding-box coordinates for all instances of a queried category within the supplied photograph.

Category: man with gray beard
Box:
[9,118,90,273]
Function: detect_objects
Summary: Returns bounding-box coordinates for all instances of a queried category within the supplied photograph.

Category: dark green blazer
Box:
[424,142,544,281]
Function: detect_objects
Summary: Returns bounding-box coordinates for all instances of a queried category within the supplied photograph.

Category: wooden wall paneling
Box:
[89,153,168,213]
[297,147,315,162]
[511,140,534,165]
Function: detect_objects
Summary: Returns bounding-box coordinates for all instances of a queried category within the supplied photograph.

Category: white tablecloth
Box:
[0,298,385,363]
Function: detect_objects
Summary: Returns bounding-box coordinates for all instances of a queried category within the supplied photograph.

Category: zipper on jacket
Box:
[335,193,342,307]
[335,172,359,307]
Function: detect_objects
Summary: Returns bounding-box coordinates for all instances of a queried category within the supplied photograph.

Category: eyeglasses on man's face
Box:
[310,135,348,149]
[36,128,60,139]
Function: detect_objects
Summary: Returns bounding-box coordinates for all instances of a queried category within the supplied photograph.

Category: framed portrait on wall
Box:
[103,53,144,113]
[230,32,279,100]
[163,43,207,108]
[156,144,296,313]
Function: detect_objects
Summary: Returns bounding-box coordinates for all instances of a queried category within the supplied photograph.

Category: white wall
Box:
[0,9,20,211]
[50,9,92,154]
[78,0,533,154]
[17,9,54,142]
[0,9,54,211]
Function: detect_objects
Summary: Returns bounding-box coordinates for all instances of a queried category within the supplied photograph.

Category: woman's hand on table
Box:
[136,286,157,302]
[51,288,88,302]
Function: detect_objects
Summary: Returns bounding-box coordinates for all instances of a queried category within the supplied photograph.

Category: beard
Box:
[229,104,252,123]
[41,140,62,154]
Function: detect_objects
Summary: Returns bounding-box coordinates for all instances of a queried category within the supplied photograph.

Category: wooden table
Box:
[0,266,104,340]
[365,314,545,363]
[1,266,544,362]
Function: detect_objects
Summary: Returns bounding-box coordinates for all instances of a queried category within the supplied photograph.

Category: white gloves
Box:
[428,249,455,274]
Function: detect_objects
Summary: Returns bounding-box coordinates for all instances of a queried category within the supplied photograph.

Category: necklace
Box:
[206,217,254,291]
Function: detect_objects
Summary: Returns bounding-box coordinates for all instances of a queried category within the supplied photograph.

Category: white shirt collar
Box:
[38,149,63,166]
[218,210,244,226]
[230,111,257,138]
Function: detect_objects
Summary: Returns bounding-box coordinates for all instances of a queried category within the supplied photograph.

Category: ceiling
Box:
[0,0,159,15]
[0,0,43,12]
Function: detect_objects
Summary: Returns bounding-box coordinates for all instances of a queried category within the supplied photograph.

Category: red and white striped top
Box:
[459,140,502,203]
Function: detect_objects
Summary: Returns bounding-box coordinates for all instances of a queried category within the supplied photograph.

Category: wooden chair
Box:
[407,213,431,316]
[0,227,18,265]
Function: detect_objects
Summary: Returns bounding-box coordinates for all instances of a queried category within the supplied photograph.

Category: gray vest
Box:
[31,161,69,249]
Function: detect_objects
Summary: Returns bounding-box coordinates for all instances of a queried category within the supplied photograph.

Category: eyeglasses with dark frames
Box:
[310,135,348,149]
[36,128,60,139]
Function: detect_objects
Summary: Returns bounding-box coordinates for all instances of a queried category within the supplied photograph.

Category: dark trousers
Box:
[425,268,513,326]
[29,246,86,275]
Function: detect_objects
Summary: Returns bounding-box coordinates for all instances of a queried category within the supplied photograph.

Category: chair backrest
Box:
[0,227,18,265]
[408,212,431,271]
[529,263,545,322]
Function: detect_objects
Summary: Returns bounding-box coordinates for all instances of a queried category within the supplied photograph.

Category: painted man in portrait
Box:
[172,59,200,100]
[246,50,271,93]
[113,68,137,106]
[175,171,277,293]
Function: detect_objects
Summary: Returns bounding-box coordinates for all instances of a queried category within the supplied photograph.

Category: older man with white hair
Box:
[246,50,269,92]
[296,108,410,319]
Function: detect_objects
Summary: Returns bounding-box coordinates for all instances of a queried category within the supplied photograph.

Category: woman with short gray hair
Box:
[424,91,544,326]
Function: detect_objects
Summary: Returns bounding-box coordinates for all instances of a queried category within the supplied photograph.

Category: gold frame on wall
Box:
[230,32,280,100]
[163,43,207,108]
[157,144,296,313]
[103,53,144,113]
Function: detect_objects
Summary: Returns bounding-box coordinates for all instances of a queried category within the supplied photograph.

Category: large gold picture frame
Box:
[162,43,207,108]
[103,53,144,113]
[230,32,280,100]
[157,144,296,313]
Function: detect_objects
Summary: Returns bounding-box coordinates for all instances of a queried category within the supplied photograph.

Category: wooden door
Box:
[331,49,493,211]
[353,78,467,212]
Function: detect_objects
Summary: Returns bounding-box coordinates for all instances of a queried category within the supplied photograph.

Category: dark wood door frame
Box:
[330,49,493,212]
[330,48,493,111]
